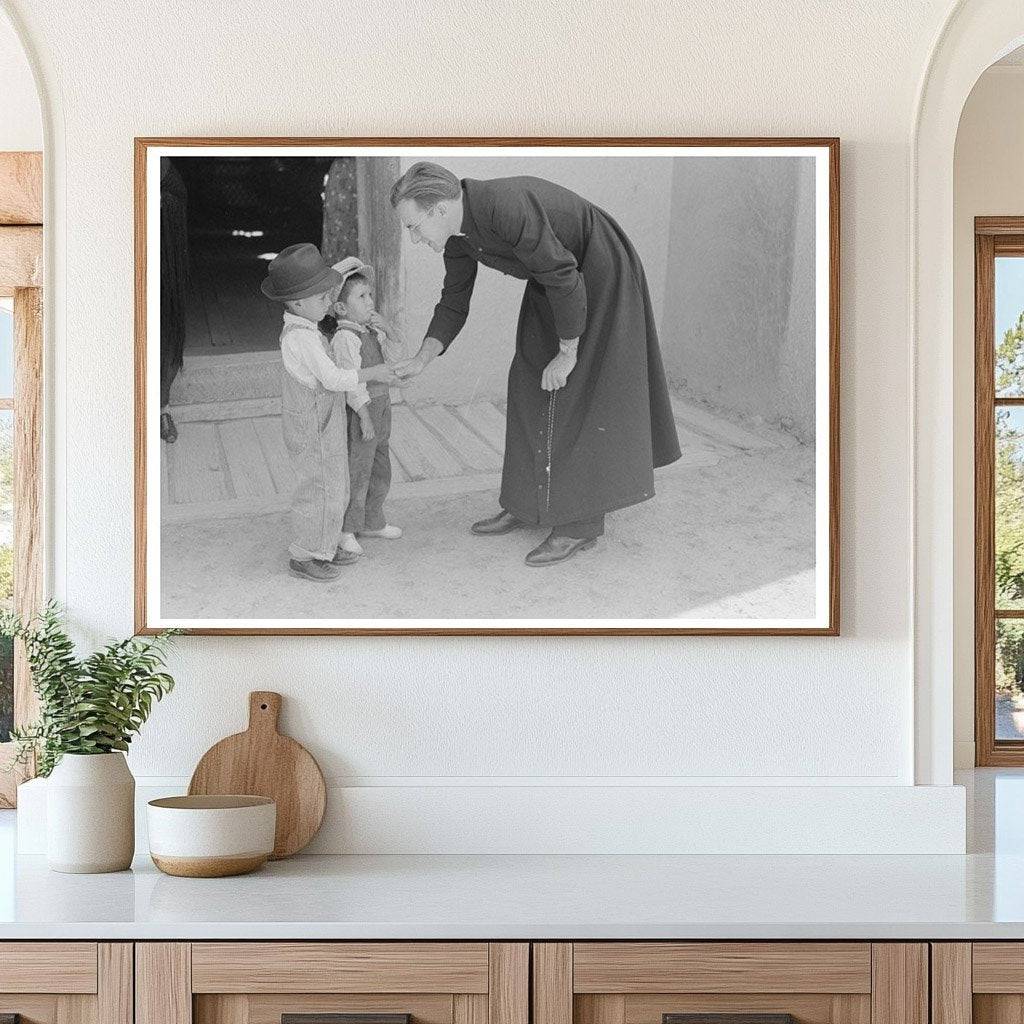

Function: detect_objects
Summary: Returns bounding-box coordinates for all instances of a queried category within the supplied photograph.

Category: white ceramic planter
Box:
[46,752,135,873]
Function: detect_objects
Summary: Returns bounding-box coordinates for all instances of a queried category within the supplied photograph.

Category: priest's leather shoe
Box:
[524,534,597,567]
[471,510,526,535]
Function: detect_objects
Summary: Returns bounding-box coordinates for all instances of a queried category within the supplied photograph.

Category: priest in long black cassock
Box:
[391,162,681,567]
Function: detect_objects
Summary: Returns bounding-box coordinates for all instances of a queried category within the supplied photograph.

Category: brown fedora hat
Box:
[261,243,343,301]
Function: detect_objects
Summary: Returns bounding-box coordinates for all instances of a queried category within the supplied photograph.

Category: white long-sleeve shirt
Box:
[279,311,358,392]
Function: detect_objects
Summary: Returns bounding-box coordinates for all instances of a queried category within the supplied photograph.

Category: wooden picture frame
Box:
[135,137,840,636]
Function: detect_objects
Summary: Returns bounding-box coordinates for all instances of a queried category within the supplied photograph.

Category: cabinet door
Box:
[137,943,528,1024]
[936,943,1024,1024]
[534,943,927,1024]
[0,942,132,1024]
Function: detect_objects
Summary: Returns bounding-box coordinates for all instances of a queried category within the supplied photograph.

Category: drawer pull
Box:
[283,1016,411,1024]
[665,1016,797,1024]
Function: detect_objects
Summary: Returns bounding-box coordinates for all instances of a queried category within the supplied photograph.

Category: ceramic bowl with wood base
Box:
[147,795,276,877]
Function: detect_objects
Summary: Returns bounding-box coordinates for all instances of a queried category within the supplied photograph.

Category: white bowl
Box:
[147,795,276,877]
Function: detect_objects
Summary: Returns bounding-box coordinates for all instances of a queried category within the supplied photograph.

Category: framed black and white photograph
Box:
[134,138,839,635]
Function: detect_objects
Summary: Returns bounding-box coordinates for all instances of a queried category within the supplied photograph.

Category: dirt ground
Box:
[159,444,816,623]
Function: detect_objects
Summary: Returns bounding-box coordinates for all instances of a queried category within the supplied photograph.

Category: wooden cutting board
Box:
[188,691,326,859]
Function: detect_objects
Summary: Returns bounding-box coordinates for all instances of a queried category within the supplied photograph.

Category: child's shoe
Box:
[289,558,342,582]
[332,547,359,566]
[339,532,364,555]
[359,524,402,539]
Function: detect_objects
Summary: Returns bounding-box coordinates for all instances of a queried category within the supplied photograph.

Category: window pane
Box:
[0,408,11,742]
[996,407,1024,608]
[998,619,1024,740]
[0,299,12,399]
[996,257,1024,397]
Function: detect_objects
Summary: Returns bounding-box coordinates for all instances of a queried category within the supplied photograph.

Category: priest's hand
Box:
[541,350,577,391]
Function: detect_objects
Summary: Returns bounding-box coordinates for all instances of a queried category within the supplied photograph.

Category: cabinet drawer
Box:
[139,942,528,1024]
[0,943,130,1024]
[572,943,872,994]
[534,943,926,1024]
[191,943,490,993]
[0,942,98,993]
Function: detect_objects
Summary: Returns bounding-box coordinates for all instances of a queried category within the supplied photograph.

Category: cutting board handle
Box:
[248,691,282,734]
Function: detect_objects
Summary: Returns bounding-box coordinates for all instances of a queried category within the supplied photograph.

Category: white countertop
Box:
[1,849,1023,940]
[1,769,1021,941]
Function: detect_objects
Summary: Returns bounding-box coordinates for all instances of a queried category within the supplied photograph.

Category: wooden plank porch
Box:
[161,394,796,525]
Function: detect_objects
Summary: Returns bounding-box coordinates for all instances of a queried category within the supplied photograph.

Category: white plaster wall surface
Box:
[659,157,816,439]
[0,7,40,150]
[952,67,1024,768]
[0,0,971,847]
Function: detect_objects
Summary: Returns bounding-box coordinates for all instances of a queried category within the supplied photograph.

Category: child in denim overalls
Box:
[329,257,406,556]
[260,244,397,583]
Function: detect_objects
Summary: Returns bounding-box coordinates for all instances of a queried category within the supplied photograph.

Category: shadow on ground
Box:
[159,445,816,623]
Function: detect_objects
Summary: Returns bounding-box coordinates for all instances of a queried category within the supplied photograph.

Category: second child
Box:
[330,257,406,556]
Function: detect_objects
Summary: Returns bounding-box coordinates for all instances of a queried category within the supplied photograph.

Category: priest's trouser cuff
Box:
[550,515,605,540]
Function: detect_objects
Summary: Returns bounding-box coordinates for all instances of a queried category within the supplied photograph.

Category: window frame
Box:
[975,217,1024,765]
[0,151,43,807]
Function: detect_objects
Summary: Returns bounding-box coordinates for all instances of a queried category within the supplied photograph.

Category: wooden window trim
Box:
[0,151,43,807]
[975,217,1024,765]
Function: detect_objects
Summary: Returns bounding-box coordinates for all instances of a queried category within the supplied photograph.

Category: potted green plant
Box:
[2,603,178,873]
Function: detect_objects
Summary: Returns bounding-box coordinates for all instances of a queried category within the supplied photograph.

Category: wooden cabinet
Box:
[0,942,132,1024]
[533,943,929,1024]
[931,943,1024,1024]
[136,943,528,1024]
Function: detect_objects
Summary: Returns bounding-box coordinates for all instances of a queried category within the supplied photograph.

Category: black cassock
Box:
[427,176,681,528]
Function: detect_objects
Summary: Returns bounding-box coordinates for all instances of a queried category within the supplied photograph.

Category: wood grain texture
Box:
[489,944,529,1024]
[976,228,999,766]
[188,691,326,859]
[97,945,133,1024]
[191,942,489,994]
[974,995,1024,1024]
[0,226,41,291]
[136,943,192,1024]
[972,943,1024,991]
[0,153,42,224]
[133,135,840,637]
[831,995,872,1024]
[55,995,95,1024]
[0,997,59,1024]
[974,224,1024,765]
[573,943,871,994]
[576,996,626,1024]
[534,944,572,1024]
[870,945,927,1024]
[0,943,97,993]
[454,994,488,1024]
[194,995,249,1024]
[978,217,1024,235]
[931,945,971,1024]
[623,994,836,1024]
[243,994,451,1024]
[13,287,43,721]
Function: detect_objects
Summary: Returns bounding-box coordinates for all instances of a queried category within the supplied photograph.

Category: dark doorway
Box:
[173,156,352,355]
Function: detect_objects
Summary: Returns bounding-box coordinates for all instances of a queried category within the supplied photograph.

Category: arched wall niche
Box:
[913,0,1024,785]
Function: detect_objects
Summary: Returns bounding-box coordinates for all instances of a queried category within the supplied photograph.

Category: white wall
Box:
[659,156,816,440]
[952,67,1024,768]
[0,0,973,852]
[0,8,39,150]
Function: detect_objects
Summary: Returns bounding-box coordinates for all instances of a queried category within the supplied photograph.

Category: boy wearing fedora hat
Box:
[262,243,398,582]
[329,257,407,556]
